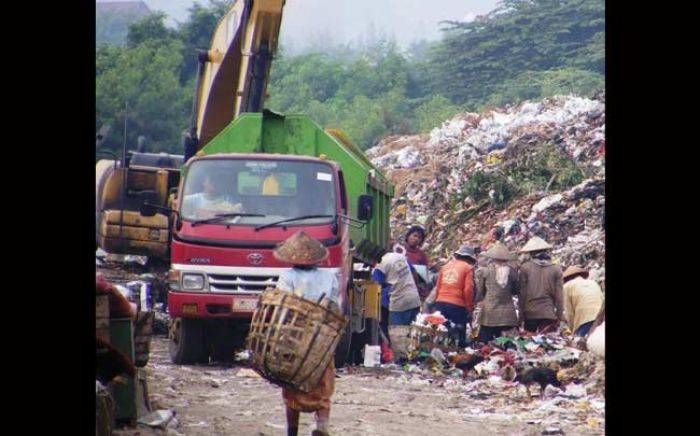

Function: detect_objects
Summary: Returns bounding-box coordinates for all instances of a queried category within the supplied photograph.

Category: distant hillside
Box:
[96,1,151,45]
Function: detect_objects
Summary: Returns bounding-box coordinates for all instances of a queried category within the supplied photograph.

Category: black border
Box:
[26,0,657,432]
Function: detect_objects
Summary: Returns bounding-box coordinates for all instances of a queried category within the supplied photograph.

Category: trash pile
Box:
[366,94,605,278]
[360,318,605,433]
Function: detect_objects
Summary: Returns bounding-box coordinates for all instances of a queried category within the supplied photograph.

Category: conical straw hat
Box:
[483,242,513,260]
[519,236,553,253]
[273,231,329,265]
[563,265,588,280]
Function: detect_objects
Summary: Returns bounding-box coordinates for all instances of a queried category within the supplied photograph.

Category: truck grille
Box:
[207,273,279,294]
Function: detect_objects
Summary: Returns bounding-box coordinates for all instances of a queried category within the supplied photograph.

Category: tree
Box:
[126,12,177,48]
[428,0,605,107]
[413,95,463,133]
[96,39,190,154]
[176,1,231,83]
[96,8,150,46]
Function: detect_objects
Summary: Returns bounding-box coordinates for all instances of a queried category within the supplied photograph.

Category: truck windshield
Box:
[180,159,337,226]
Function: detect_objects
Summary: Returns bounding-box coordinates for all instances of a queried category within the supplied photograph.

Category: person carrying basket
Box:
[273,231,341,436]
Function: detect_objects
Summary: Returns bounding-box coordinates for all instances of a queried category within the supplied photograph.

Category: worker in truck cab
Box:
[273,231,340,436]
[181,173,244,219]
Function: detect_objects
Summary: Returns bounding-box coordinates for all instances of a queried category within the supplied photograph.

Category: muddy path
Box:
[114,335,602,436]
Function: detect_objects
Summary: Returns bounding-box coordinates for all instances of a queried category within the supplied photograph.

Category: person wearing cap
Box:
[474,242,520,342]
[429,245,478,346]
[517,236,564,333]
[562,266,604,337]
[273,231,339,436]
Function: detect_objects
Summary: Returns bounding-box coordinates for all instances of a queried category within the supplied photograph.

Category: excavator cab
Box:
[96,152,182,259]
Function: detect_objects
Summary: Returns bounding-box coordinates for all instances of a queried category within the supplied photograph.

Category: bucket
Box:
[363,345,381,367]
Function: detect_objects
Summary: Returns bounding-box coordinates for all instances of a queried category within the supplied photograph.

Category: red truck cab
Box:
[167,153,351,363]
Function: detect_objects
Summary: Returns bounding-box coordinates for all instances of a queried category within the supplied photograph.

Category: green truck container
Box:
[199,110,394,259]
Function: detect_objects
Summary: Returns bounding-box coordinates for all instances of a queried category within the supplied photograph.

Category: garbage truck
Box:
[96,0,393,365]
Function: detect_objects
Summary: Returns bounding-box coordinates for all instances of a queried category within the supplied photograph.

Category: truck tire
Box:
[334,312,353,368]
[205,321,239,363]
[169,318,207,364]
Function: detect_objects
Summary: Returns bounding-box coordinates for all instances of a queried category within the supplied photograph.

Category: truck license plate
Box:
[233,298,257,311]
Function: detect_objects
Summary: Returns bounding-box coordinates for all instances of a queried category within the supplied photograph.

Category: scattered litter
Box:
[236,368,262,378]
[532,194,563,213]
[234,350,252,362]
[138,409,178,429]
[265,422,285,429]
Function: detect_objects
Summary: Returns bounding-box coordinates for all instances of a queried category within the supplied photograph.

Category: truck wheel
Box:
[206,322,236,363]
[169,318,206,364]
[334,317,353,368]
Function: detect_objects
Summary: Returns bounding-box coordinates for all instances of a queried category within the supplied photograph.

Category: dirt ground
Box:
[113,334,603,436]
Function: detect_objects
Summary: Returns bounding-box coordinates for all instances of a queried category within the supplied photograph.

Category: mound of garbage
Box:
[356,308,606,433]
[366,93,605,280]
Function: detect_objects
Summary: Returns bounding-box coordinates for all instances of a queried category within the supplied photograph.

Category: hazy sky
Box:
[98,0,499,49]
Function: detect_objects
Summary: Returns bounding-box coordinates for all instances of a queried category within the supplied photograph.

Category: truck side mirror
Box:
[357,195,373,221]
[140,202,158,217]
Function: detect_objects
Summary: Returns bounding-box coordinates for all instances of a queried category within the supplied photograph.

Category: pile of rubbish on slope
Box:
[353,310,605,433]
[366,93,605,279]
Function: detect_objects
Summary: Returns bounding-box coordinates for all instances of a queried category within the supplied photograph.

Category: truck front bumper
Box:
[168,291,259,319]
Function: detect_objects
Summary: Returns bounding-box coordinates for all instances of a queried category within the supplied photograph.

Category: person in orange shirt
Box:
[432,245,477,346]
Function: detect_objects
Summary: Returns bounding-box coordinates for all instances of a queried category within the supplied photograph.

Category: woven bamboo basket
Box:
[246,289,348,393]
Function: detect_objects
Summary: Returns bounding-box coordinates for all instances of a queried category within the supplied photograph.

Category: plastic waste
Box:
[138,409,177,429]
[364,345,382,367]
[586,322,605,358]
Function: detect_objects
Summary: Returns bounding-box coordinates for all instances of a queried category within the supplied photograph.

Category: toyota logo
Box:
[247,253,263,265]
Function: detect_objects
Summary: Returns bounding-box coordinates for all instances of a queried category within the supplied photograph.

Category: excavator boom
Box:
[192,0,285,150]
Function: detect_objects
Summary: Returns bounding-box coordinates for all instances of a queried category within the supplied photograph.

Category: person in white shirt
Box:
[273,231,339,436]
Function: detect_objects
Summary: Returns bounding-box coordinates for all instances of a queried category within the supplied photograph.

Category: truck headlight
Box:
[182,274,206,291]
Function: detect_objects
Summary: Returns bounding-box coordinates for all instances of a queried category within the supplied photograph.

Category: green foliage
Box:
[483,68,604,108]
[96,1,229,156]
[459,144,584,208]
[126,12,177,48]
[177,1,231,82]
[96,39,189,154]
[96,8,149,46]
[503,144,585,193]
[462,171,519,208]
[413,95,463,133]
[428,0,605,108]
[95,0,604,156]
[267,42,418,149]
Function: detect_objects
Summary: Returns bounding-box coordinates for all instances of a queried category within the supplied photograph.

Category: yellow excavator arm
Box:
[191,0,285,150]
